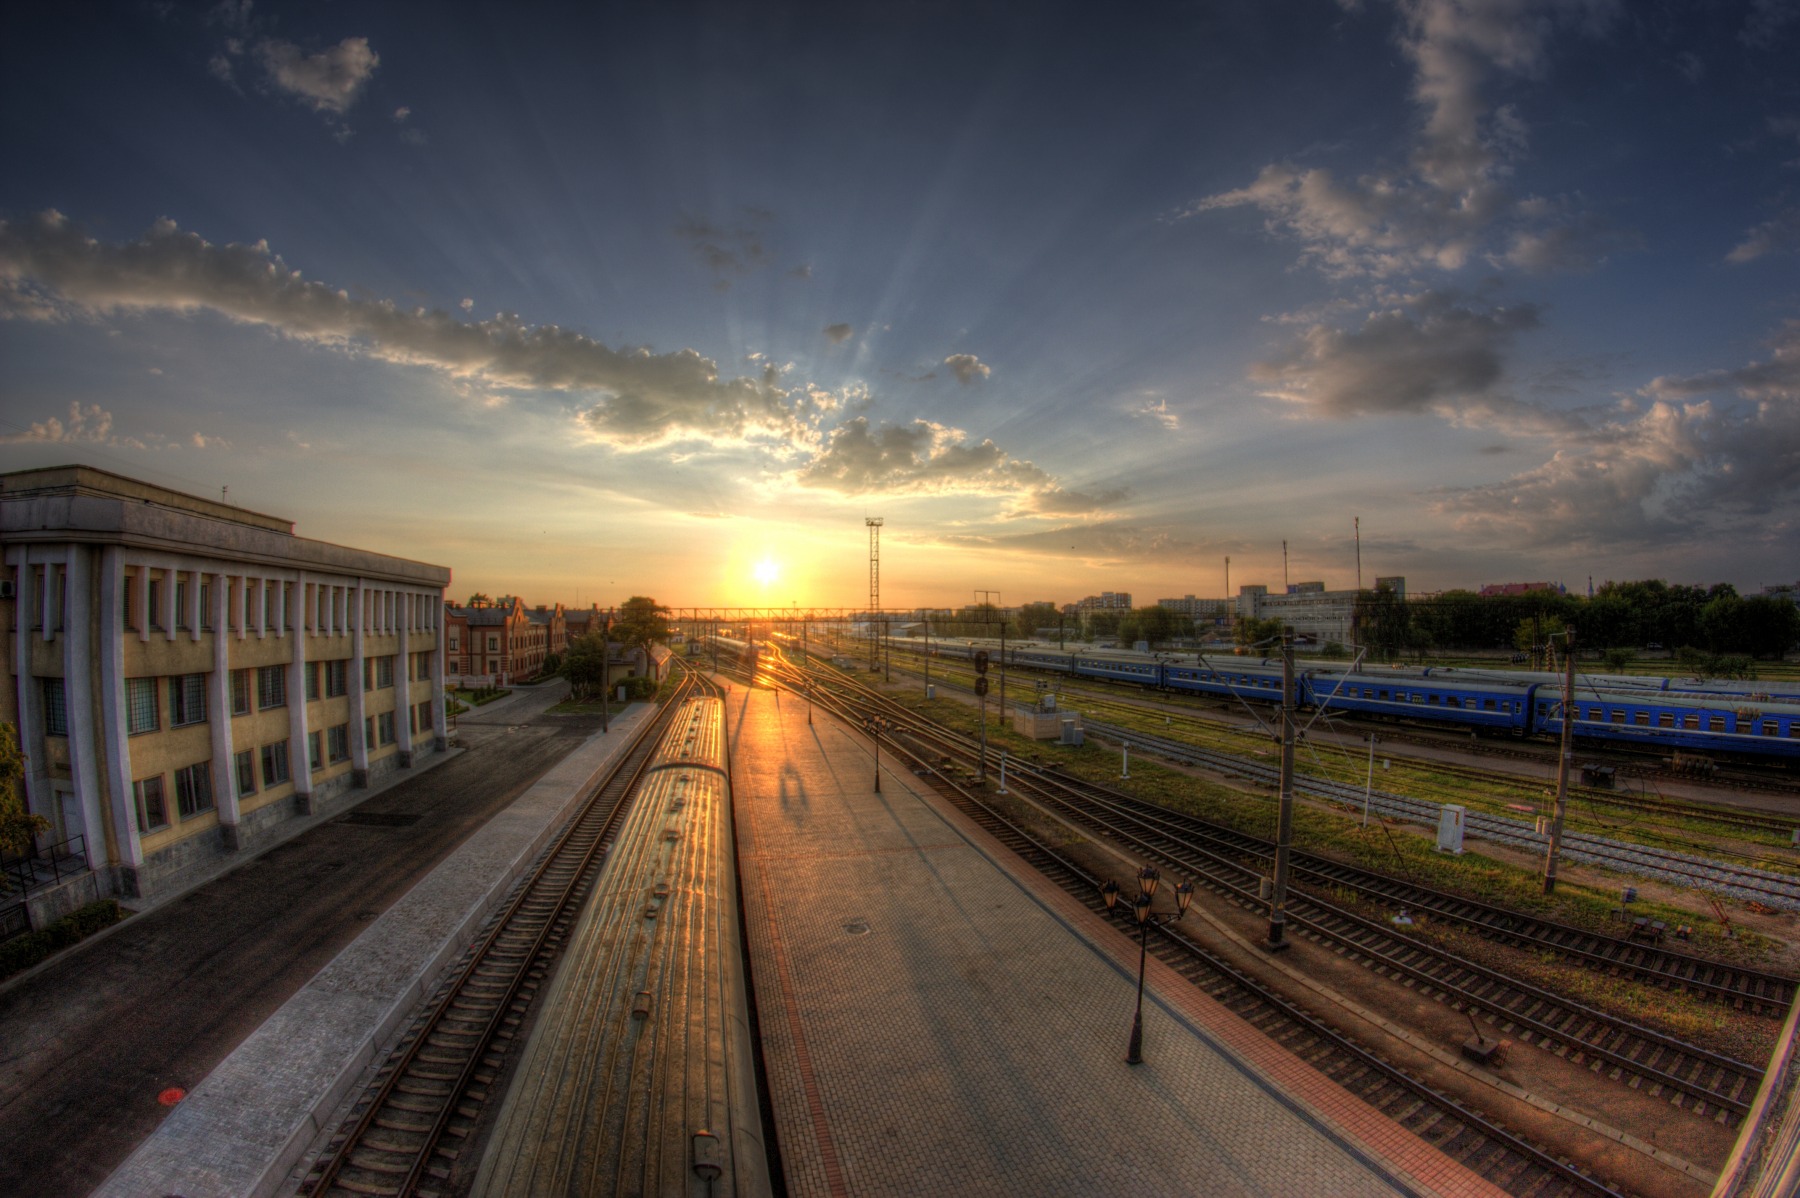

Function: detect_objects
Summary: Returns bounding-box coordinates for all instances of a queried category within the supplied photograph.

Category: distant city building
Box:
[1157,595,1230,622]
[2,465,450,905]
[1477,581,1564,598]
[444,595,560,686]
[1237,577,1406,645]
[1069,591,1132,613]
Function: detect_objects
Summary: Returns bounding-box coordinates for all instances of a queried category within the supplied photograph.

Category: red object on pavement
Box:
[157,1087,186,1106]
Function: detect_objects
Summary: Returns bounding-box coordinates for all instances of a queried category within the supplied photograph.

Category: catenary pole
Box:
[1267,627,1296,948]
[1544,626,1576,894]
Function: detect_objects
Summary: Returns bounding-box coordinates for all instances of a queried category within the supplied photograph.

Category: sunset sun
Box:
[752,557,780,586]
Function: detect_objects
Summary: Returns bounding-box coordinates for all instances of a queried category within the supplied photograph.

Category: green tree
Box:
[612,596,672,649]
[1233,615,1284,651]
[1011,602,1061,639]
[1,722,50,868]
[1353,583,1412,661]
[562,633,610,700]
[465,592,492,609]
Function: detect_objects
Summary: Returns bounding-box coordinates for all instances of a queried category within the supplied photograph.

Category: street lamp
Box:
[1101,865,1195,1065]
[866,716,891,793]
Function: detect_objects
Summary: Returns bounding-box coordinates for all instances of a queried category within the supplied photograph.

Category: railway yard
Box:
[18,636,1800,1197]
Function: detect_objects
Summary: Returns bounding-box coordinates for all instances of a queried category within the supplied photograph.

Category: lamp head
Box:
[1174,879,1194,915]
[1100,879,1120,912]
[1132,890,1153,924]
[1137,864,1160,898]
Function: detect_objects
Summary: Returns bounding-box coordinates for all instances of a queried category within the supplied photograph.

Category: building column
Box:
[187,568,203,642]
[432,593,449,750]
[209,573,241,849]
[96,546,142,883]
[287,571,314,815]
[275,576,288,638]
[44,562,60,644]
[349,580,369,787]
[62,547,112,890]
[161,561,178,641]
[395,608,414,767]
[134,560,150,643]
[8,546,50,845]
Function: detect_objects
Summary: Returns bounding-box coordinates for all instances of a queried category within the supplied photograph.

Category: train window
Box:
[1634,712,1650,726]
[1709,716,1726,732]
[1763,722,1778,737]
[1395,691,1407,701]
[1611,711,1625,724]
[1658,713,1674,728]
[1789,723,1798,738]
[1684,714,1700,730]
[1483,699,1496,710]
[1536,702,1548,715]
[1380,690,1389,700]
[1412,694,1425,704]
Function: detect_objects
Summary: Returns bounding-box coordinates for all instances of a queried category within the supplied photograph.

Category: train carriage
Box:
[1163,660,1292,703]
[1305,672,1537,735]
[1534,689,1800,760]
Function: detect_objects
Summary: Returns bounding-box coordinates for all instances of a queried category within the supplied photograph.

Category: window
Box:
[1610,710,1626,725]
[1658,713,1674,728]
[1634,711,1650,726]
[123,575,137,631]
[134,776,169,832]
[378,711,396,746]
[169,674,207,726]
[175,762,214,818]
[327,723,349,762]
[1482,698,1496,710]
[258,665,286,710]
[43,678,68,736]
[365,715,375,749]
[127,678,159,734]
[488,636,499,652]
[1684,714,1701,730]
[262,740,291,786]
[449,635,461,651]
[308,731,322,771]
[1709,715,1727,732]
[235,749,257,797]
[377,656,394,688]
[305,662,320,702]
[1763,722,1779,737]
[1411,694,1425,705]
[417,700,432,731]
[325,659,348,698]
[199,582,212,631]
[232,669,252,716]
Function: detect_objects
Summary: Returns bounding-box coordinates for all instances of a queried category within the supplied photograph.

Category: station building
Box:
[1,465,451,907]
[1236,577,1406,645]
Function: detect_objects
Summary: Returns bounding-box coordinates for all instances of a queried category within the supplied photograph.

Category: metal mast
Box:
[1543,626,1576,894]
[866,517,883,669]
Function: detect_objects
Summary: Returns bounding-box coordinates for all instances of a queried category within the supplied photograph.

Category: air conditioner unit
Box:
[0,580,14,600]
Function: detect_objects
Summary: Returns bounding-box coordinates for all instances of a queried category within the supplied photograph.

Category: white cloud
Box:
[1136,398,1179,429]
[459,297,474,311]
[943,352,990,384]
[1726,207,1800,264]
[1433,320,1800,547]
[1188,0,1616,278]
[1,401,117,445]
[257,37,379,115]
[1250,289,1556,425]
[393,106,411,121]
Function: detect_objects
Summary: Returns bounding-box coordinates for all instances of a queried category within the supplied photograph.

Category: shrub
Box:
[0,899,124,979]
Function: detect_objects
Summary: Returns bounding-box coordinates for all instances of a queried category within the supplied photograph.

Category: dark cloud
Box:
[943,352,990,384]
[823,322,854,344]
[673,212,771,290]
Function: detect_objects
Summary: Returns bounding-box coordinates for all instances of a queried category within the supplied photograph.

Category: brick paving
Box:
[729,686,1511,1198]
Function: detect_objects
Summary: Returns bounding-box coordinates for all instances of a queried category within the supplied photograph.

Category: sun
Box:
[752,558,781,586]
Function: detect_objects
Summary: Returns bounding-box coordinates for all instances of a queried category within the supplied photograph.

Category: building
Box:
[563,603,607,644]
[2,465,450,907]
[1068,592,1132,613]
[1157,594,1231,622]
[1236,577,1406,645]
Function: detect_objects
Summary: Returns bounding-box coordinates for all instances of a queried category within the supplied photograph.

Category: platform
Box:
[728,685,1508,1198]
[91,702,655,1198]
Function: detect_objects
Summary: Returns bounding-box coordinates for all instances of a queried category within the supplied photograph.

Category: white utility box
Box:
[1436,805,1466,855]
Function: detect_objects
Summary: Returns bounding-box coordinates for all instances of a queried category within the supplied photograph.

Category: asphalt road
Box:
[0,684,605,1198]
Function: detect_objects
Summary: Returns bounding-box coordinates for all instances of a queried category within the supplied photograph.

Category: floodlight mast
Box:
[866,517,883,669]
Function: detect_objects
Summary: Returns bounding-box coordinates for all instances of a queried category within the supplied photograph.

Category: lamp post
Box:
[866,716,890,793]
[1101,865,1194,1065]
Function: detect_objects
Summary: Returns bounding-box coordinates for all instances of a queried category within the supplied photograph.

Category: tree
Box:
[1354,583,1412,662]
[1011,602,1061,639]
[1233,615,1284,651]
[562,634,609,700]
[1,722,50,868]
[465,592,492,609]
[612,596,672,649]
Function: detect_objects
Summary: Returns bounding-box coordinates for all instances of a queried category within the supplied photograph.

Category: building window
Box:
[43,679,69,737]
[378,710,396,745]
[169,674,207,726]
[328,723,350,762]
[175,762,214,818]
[134,776,169,833]
[232,669,252,716]
[325,659,348,698]
[377,656,394,688]
[123,575,137,631]
[199,582,212,631]
[148,579,163,630]
[488,635,498,651]
[308,731,322,771]
[305,661,320,702]
[262,740,291,786]
[235,749,257,797]
[418,700,432,731]
[127,677,159,734]
[258,664,287,710]
[449,635,460,651]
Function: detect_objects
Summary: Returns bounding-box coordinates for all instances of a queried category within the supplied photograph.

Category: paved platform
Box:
[729,686,1509,1198]
[92,702,655,1198]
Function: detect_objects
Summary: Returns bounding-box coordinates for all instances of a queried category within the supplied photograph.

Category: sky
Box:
[2,0,1797,610]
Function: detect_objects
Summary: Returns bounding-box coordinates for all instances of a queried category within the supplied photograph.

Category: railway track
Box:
[732,647,1629,1197]
[753,651,1774,1121]
[296,666,714,1198]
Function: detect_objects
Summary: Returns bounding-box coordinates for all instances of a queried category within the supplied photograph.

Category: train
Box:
[890,637,1800,762]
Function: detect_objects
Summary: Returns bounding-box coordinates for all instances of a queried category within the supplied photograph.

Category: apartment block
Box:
[2,465,451,904]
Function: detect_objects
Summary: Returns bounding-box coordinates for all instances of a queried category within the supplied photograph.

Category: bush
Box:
[0,898,124,979]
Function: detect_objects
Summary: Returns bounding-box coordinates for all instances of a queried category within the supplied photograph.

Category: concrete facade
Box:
[1238,576,1407,645]
[1,464,451,904]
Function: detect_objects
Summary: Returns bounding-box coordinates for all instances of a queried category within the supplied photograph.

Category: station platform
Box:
[91,702,655,1198]
[728,685,1507,1198]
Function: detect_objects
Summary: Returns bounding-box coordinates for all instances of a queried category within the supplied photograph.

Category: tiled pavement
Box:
[728,685,1511,1198]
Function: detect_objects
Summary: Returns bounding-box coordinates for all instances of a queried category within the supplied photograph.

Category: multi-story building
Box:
[444,597,533,686]
[1236,577,1406,645]
[563,603,607,645]
[2,465,450,905]
[1067,591,1132,614]
[525,603,566,670]
[1157,594,1231,623]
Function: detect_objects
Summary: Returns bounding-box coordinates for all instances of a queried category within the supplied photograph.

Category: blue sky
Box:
[2,1,1797,607]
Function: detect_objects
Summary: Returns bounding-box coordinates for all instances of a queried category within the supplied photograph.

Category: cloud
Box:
[1136,398,1179,429]
[1187,0,1616,278]
[1741,0,1798,49]
[791,417,1125,515]
[943,353,990,384]
[0,211,807,450]
[1726,207,1800,264]
[257,37,379,115]
[789,263,813,280]
[1433,320,1800,547]
[393,106,411,121]
[1,401,117,444]
[459,297,474,311]
[823,322,854,344]
[1250,289,1552,424]
[673,212,771,290]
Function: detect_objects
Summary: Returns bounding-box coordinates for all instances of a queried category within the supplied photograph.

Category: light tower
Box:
[866,517,883,669]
